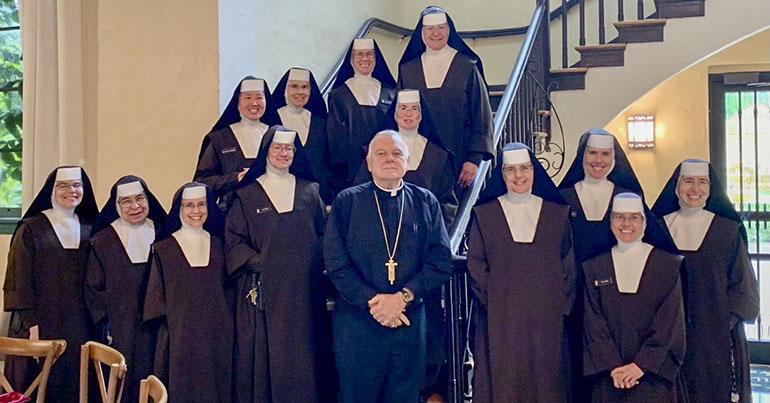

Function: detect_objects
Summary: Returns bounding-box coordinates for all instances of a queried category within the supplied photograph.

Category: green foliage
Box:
[0,0,21,208]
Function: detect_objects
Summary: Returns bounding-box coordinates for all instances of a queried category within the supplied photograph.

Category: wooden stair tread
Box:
[550,67,588,74]
[614,18,666,27]
[488,90,505,97]
[576,44,626,51]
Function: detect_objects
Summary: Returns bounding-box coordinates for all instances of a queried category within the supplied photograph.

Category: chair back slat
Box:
[79,341,127,403]
[0,337,67,403]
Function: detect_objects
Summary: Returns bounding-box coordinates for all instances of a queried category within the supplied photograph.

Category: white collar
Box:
[277,105,311,145]
[373,178,404,197]
[257,161,295,213]
[611,237,653,294]
[172,220,211,267]
[111,218,155,264]
[230,117,268,159]
[345,72,381,106]
[664,202,715,251]
[421,45,457,89]
[42,195,80,249]
[497,190,542,243]
[575,178,614,221]
[398,128,428,170]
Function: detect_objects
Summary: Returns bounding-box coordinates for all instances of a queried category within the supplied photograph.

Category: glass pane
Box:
[0,88,20,208]
[725,91,741,208]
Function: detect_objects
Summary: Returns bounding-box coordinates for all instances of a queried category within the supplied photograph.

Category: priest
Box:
[652,159,759,403]
[85,176,167,402]
[397,6,494,191]
[327,38,397,194]
[467,143,575,403]
[324,130,452,403]
[3,166,99,403]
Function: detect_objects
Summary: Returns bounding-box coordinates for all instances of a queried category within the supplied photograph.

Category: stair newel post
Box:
[599,0,606,44]
[618,0,625,21]
[637,0,644,19]
[561,0,568,68]
[579,0,586,46]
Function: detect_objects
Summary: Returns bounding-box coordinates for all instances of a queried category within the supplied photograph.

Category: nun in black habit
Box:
[467,143,575,403]
[225,126,331,403]
[273,67,332,203]
[397,6,494,189]
[583,193,686,402]
[3,166,98,403]
[354,88,457,228]
[327,38,397,193]
[558,128,644,400]
[144,182,233,403]
[85,176,167,402]
[652,159,759,403]
[195,76,280,210]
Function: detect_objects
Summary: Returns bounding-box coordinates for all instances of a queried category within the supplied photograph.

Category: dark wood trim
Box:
[708,74,727,187]
[549,67,588,90]
[654,0,705,18]
[614,19,666,43]
[575,44,625,67]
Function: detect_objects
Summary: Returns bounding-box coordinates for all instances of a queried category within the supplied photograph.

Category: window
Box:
[709,72,770,348]
[0,0,20,233]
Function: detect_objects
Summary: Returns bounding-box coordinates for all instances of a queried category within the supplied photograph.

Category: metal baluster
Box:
[579,0,586,46]
[637,0,644,20]
[562,0,568,68]
[618,0,625,21]
[599,0,606,44]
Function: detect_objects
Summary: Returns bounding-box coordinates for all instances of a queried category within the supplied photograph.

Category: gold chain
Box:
[373,190,405,262]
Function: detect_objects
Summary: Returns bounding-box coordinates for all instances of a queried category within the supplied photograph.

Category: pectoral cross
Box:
[246,287,259,306]
[386,258,398,285]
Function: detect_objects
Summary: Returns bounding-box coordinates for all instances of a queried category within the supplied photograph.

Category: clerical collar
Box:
[611,235,653,294]
[373,178,404,197]
[111,217,155,264]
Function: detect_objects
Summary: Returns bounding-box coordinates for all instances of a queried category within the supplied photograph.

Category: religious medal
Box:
[374,191,405,285]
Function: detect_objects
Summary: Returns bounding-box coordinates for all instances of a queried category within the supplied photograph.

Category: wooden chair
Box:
[78,341,127,403]
[0,336,67,403]
[138,375,167,403]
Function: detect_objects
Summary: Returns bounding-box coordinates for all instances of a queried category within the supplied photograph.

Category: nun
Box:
[557,128,644,399]
[467,143,575,403]
[273,67,331,203]
[355,89,457,228]
[225,126,331,403]
[652,159,759,403]
[85,176,167,402]
[144,182,233,403]
[583,193,686,402]
[397,6,494,190]
[195,76,280,210]
[327,38,397,193]
[3,166,98,403]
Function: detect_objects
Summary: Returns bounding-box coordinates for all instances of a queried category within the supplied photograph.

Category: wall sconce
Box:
[627,115,655,149]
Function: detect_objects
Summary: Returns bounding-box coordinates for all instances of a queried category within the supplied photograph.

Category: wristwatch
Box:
[400,288,414,305]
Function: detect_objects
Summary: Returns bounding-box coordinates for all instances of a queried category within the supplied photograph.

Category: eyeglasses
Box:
[269,145,296,154]
[352,51,375,59]
[55,181,83,190]
[181,201,207,210]
[610,213,644,223]
[118,194,147,208]
[502,164,533,174]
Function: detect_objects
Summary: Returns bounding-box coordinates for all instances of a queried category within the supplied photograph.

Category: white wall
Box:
[550,0,770,185]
